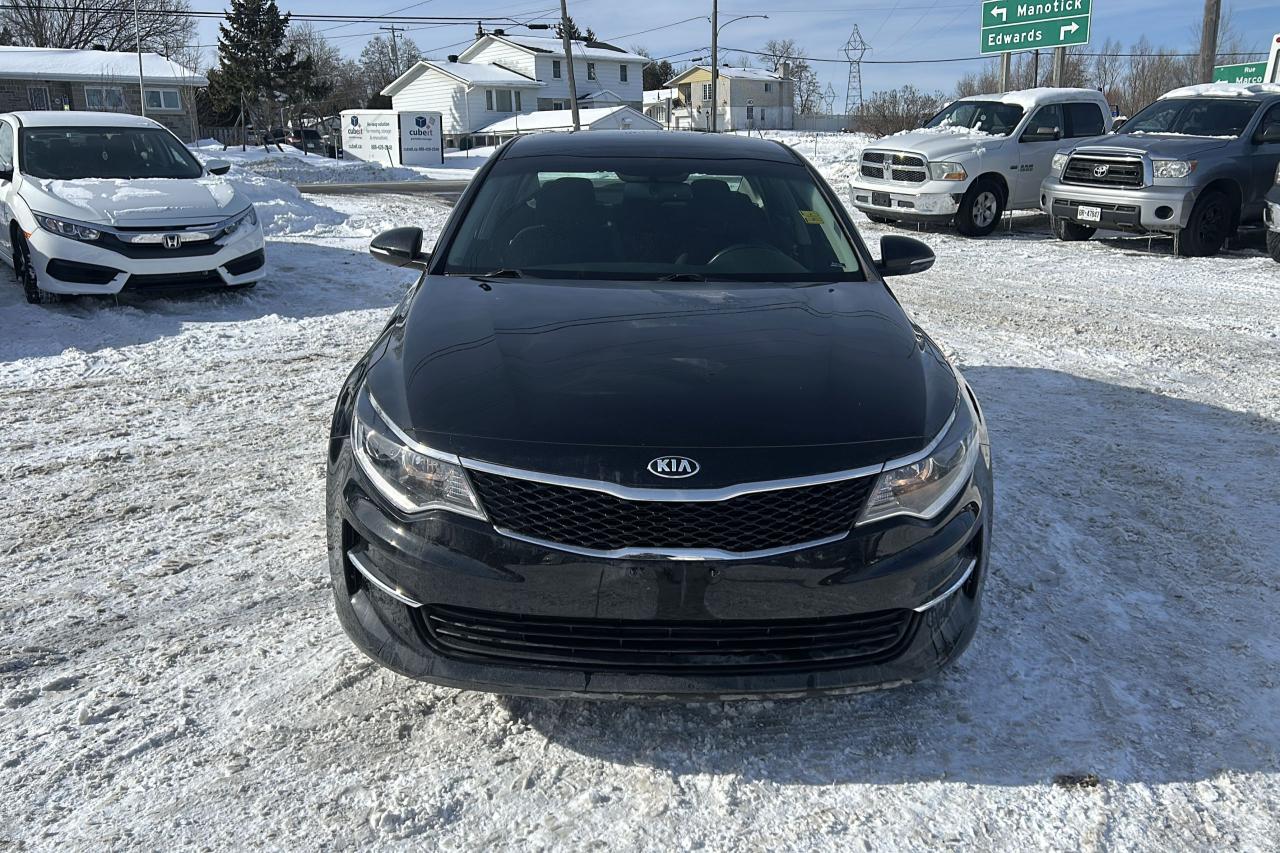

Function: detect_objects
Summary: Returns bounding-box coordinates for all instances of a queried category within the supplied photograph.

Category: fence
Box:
[791,114,859,133]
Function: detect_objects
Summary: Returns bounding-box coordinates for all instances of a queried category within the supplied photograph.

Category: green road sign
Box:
[1213,62,1267,84]
[981,0,1093,55]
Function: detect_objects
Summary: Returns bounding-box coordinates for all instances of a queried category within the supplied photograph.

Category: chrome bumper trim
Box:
[347,549,422,607]
[913,557,977,613]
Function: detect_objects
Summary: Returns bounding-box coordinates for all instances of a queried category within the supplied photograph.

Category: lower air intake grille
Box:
[421,605,917,673]
[466,470,876,554]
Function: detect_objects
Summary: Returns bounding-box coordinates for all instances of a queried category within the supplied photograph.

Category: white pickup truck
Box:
[849,88,1112,236]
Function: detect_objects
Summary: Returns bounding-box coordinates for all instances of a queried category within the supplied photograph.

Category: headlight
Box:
[223,205,258,237]
[1153,160,1196,179]
[928,161,968,181]
[1051,153,1069,176]
[857,392,979,526]
[36,214,101,241]
[351,385,486,519]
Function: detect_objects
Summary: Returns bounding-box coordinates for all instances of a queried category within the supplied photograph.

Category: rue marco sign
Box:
[981,0,1093,55]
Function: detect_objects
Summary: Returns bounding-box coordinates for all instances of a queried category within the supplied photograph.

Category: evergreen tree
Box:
[554,16,597,42]
[210,0,313,144]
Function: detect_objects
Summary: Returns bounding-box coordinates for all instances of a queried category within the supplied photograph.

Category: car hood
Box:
[365,278,959,488]
[1068,133,1233,159]
[871,129,1008,160]
[18,176,246,226]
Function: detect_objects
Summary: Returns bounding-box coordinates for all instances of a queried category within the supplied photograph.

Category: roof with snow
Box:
[0,46,206,86]
[382,59,542,96]
[665,66,786,86]
[460,33,648,64]
[957,87,1108,109]
[643,88,677,104]
[475,105,660,134]
[1160,82,1280,100]
[5,110,164,128]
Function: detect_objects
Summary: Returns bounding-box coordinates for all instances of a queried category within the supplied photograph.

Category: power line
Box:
[723,45,1269,65]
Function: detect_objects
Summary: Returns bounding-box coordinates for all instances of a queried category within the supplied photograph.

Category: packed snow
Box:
[1,132,1278,850]
[1160,82,1280,99]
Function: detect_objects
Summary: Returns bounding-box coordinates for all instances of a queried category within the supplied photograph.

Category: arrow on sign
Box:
[991,5,1007,21]
[1060,21,1080,39]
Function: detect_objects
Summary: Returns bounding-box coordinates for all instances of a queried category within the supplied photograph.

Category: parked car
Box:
[326,131,993,700]
[1041,83,1280,257]
[0,111,266,303]
[1267,166,1280,262]
[849,87,1111,236]
[287,126,338,157]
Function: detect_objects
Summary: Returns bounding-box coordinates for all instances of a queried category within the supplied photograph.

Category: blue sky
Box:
[195,0,1280,103]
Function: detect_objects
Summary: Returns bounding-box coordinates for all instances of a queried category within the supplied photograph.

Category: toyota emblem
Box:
[1092,164,1110,178]
[162,234,182,249]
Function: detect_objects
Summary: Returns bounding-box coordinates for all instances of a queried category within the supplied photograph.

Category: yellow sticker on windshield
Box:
[800,210,824,225]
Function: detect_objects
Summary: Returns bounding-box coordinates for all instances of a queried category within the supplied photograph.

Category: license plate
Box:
[1077,205,1102,223]
[872,191,891,208]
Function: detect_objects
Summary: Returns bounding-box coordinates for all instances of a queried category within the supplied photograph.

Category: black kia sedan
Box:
[326,131,992,699]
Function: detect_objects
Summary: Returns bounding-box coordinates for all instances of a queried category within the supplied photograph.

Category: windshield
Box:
[1123,98,1260,137]
[20,126,204,180]
[925,101,1024,136]
[443,156,864,282]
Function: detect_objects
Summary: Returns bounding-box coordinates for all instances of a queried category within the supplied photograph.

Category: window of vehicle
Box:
[19,126,204,180]
[1064,102,1105,137]
[84,86,126,111]
[620,64,628,83]
[587,62,597,81]
[443,156,865,282]
[1020,104,1063,142]
[925,100,1024,136]
[144,88,182,111]
[0,122,13,174]
[1124,98,1261,138]
[553,60,562,79]
[1256,103,1280,142]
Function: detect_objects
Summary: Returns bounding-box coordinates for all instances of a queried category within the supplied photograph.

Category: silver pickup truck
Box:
[1041,83,1280,257]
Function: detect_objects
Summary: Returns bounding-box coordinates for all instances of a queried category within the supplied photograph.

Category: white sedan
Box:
[0,111,265,304]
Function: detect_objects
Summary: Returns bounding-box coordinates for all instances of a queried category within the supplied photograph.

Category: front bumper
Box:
[848,180,962,222]
[1040,176,1196,233]
[325,442,993,700]
[28,225,267,295]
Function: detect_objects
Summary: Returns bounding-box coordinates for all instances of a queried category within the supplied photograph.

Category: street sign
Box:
[1212,62,1267,84]
[981,0,1093,55]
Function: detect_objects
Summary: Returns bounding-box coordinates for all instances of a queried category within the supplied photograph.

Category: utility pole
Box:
[1031,50,1039,86]
[709,0,719,132]
[134,0,145,116]
[380,24,403,76]
[1052,46,1066,86]
[1199,0,1221,83]
[999,53,1011,92]
[559,0,580,130]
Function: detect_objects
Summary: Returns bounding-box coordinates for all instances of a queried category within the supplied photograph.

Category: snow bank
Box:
[190,143,419,185]
[188,149,346,235]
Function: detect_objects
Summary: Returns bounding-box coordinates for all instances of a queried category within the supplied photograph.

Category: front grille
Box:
[125,269,223,291]
[1062,155,1145,188]
[467,470,876,555]
[860,150,927,183]
[93,231,222,259]
[421,605,917,673]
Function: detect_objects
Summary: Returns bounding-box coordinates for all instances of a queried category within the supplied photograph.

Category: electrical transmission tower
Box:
[842,26,869,116]
[823,83,837,115]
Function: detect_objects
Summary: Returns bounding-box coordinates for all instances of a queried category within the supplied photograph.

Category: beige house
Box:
[665,66,793,132]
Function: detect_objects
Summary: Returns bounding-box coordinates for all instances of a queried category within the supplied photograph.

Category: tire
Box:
[865,214,897,225]
[1175,190,1232,258]
[955,180,1004,237]
[1267,229,1280,263]
[12,232,60,304]
[1053,217,1096,242]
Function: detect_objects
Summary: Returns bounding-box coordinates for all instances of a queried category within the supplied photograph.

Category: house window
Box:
[587,62,596,81]
[553,60,561,79]
[144,88,182,111]
[701,83,712,100]
[495,89,513,111]
[84,85,125,111]
[486,89,494,110]
[747,106,754,119]
[764,83,772,93]
[514,90,522,111]
[760,109,766,124]
[619,64,628,83]
[552,100,565,110]
[27,86,50,110]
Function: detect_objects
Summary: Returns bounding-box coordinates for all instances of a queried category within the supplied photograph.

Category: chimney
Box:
[493,28,505,36]
[781,61,791,79]
[447,54,459,63]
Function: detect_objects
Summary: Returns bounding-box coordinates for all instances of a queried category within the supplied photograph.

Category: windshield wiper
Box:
[475,268,524,278]
[658,272,706,281]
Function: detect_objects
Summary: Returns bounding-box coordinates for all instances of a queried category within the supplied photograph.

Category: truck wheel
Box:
[1053,218,1096,242]
[1267,230,1280,263]
[1175,190,1231,258]
[955,180,1004,237]
[13,232,60,305]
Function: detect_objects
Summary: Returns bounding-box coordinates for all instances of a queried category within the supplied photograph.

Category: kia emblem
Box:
[163,233,182,249]
[647,456,699,478]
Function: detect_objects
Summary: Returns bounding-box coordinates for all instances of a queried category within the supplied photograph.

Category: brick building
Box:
[0,46,206,141]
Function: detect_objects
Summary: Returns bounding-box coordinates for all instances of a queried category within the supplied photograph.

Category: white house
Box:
[383,30,647,147]
[474,105,661,143]
[642,87,679,129]
[664,65,794,132]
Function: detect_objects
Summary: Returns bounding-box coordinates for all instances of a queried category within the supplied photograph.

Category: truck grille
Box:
[860,150,928,183]
[466,469,876,556]
[421,605,917,673]
[1062,155,1145,189]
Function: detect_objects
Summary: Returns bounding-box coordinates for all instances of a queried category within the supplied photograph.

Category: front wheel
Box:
[13,233,60,304]
[1175,190,1232,258]
[955,180,1004,237]
[1053,218,1096,242]
[1267,229,1280,263]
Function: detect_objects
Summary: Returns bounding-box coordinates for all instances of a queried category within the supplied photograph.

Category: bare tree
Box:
[860,85,946,136]
[2,0,196,56]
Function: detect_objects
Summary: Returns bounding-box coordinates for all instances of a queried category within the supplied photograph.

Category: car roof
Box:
[957,87,1109,109]
[501,130,799,163]
[1159,83,1280,101]
[3,110,164,129]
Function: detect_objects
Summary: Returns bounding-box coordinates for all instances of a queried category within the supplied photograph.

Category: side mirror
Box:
[205,159,231,175]
[0,166,12,182]
[1257,124,1280,144]
[370,227,430,270]
[876,235,935,277]
[1111,117,1127,132]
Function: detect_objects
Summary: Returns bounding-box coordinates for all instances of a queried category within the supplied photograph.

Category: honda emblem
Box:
[163,234,182,249]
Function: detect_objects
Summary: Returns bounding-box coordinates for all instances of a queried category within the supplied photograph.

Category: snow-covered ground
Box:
[190,141,492,183]
[2,136,1278,850]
